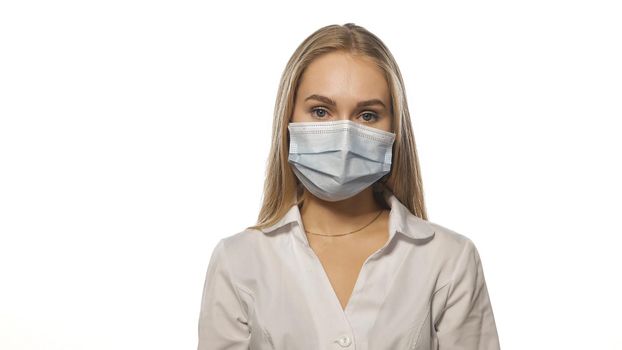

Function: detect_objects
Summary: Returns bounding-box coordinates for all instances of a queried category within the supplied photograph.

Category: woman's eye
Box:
[360,112,379,123]
[310,107,379,122]
[310,107,329,119]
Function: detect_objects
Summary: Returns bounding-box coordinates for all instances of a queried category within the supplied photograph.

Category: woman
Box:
[198,23,500,350]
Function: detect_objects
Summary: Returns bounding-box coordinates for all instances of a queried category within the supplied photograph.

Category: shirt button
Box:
[336,335,352,347]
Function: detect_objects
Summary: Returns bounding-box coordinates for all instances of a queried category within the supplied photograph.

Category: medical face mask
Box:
[287,119,396,202]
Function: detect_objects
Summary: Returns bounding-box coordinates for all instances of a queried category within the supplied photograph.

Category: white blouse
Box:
[197,188,501,350]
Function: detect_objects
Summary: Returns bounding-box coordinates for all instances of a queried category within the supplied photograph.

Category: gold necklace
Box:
[304,209,384,237]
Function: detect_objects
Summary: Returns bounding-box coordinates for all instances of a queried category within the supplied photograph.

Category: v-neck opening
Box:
[295,219,394,318]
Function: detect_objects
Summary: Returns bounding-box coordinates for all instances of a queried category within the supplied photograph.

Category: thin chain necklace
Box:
[304,209,384,237]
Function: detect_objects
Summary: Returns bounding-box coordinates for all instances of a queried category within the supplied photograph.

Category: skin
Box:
[289,50,395,310]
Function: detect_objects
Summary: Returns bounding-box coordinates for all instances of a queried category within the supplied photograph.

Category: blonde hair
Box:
[247,23,428,232]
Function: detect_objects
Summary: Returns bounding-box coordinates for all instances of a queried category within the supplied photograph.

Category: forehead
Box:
[297,51,390,102]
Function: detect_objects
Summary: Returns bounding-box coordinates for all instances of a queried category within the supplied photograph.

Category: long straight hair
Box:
[247,23,428,232]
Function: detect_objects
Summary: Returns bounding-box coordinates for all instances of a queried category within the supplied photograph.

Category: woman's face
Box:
[291,51,393,133]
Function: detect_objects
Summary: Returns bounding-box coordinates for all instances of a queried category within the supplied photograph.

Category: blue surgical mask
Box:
[287,119,396,202]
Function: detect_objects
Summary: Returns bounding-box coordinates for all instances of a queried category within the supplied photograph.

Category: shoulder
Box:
[214,227,266,259]
[210,227,279,273]
[205,227,286,295]
[421,219,485,275]
[428,220,479,253]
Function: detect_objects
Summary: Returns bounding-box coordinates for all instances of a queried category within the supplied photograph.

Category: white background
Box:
[1,0,621,349]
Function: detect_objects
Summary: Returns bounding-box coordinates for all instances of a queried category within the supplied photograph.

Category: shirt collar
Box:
[259,187,435,246]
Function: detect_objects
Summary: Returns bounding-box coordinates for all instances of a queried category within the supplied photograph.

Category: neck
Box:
[299,186,385,235]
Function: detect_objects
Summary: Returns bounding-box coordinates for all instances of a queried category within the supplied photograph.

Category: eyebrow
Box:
[304,94,387,109]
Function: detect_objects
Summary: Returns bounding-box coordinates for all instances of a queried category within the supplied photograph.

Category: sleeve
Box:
[197,239,251,350]
[435,238,501,350]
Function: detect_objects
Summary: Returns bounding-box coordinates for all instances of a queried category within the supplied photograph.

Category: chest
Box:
[240,233,443,350]
[306,228,389,311]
